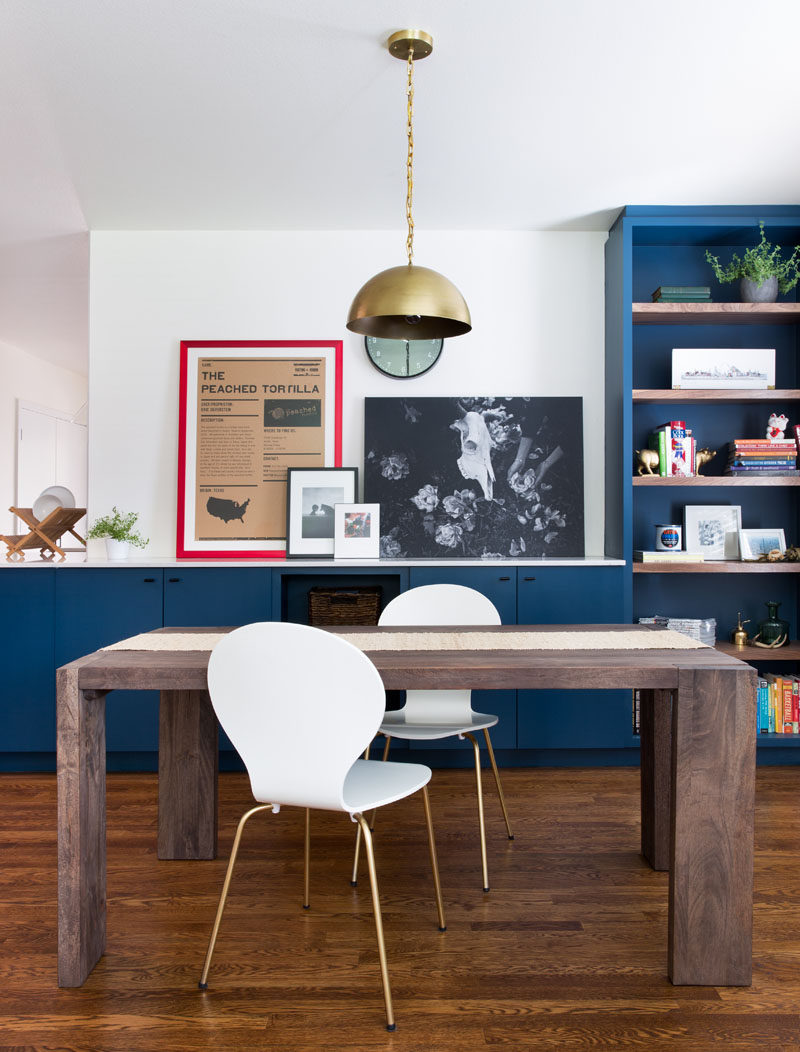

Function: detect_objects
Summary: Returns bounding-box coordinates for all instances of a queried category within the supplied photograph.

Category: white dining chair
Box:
[199,621,446,1032]
[352,584,514,893]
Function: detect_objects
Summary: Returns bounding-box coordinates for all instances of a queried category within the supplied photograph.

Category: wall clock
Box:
[364,336,443,378]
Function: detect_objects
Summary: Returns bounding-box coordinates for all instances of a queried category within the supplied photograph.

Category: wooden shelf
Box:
[633,388,800,403]
[633,475,800,486]
[633,302,800,324]
[633,561,800,574]
[716,640,800,662]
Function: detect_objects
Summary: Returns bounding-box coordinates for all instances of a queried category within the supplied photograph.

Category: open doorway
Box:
[16,399,87,535]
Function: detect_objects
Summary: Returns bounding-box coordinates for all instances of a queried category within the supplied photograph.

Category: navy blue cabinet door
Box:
[407,566,517,749]
[517,566,633,749]
[55,569,164,752]
[164,567,271,756]
[0,569,55,752]
[163,568,271,626]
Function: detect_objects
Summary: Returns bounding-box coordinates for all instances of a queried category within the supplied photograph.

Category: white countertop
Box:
[0,554,626,569]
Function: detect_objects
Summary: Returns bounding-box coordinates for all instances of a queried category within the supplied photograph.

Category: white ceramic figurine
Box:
[766,412,789,441]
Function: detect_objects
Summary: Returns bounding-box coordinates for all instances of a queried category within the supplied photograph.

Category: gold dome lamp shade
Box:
[346,31,471,342]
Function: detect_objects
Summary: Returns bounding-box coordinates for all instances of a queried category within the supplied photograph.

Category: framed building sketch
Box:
[364,396,584,559]
[177,340,342,558]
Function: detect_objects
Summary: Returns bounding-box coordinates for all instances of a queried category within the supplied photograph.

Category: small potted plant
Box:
[88,506,149,560]
[705,221,800,302]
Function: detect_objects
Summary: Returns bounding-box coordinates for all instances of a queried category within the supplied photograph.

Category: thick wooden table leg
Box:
[668,666,757,985]
[57,668,108,987]
[158,689,218,860]
[640,688,673,871]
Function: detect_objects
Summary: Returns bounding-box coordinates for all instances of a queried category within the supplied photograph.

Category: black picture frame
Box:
[285,467,359,558]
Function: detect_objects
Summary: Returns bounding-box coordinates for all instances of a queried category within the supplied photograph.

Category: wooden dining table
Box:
[56,624,757,990]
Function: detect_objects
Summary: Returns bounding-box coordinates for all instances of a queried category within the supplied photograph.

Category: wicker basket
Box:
[307,586,382,626]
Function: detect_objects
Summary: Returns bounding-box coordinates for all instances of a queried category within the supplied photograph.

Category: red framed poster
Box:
[177,340,343,559]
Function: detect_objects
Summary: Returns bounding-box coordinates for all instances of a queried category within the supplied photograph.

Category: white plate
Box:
[33,485,76,521]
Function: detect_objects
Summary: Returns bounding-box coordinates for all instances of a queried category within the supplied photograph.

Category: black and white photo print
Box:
[364,397,584,559]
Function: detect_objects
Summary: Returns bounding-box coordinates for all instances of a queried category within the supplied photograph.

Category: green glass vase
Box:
[756,601,789,647]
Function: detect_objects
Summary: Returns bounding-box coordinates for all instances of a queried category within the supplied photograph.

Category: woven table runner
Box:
[102,628,706,652]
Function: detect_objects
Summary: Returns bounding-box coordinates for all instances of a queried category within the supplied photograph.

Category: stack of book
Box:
[651,285,711,303]
[758,674,800,734]
[638,615,716,645]
[725,439,799,477]
[634,550,704,564]
[647,420,696,476]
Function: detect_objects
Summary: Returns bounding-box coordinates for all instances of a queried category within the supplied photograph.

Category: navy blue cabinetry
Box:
[408,566,517,749]
[164,567,271,626]
[517,566,633,752]
[164,567,271,761]
[55,569,164,756]
[0,569,55,759]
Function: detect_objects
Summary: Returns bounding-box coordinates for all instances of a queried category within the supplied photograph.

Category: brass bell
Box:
[730,612,750,648]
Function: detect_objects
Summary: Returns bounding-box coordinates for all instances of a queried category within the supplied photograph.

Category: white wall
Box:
[89,230,607,557]
[0,341,87,535]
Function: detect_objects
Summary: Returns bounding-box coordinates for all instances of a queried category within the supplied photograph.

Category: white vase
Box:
[105,538,131,561]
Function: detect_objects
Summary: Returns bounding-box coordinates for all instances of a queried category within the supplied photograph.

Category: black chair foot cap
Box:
[438,925,447,933]
[508,835,515,840]
[302,904,310,910]
[350,880,358,887]
[198,981,208,990]
[386,1023,397,1032]
[483,886,490,893]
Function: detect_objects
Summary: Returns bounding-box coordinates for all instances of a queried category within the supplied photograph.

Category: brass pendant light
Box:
[346,30,471,341]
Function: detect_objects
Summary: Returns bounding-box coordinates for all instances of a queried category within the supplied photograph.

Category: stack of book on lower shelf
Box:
[758,673,800,734]
[638,615,716,645]
[725,439,799,477]
[634,549,704,563]
[651,285,711,302]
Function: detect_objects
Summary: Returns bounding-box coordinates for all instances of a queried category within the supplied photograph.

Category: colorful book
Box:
[634,550,704,562]
[725,468,800,476]
[648,427,668,477]
[758,678,770,733]
[732,440,796,449]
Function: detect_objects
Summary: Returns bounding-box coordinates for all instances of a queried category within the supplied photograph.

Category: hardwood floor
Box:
[2,766,800,1050]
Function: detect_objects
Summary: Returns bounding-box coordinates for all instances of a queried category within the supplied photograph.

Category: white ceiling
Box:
[3,0,800,373]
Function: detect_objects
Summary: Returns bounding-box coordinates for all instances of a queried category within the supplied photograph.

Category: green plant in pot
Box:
[88,506,149,560]
[705,221,800,302]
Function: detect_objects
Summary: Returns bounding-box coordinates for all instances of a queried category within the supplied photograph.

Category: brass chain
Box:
[405,46,415,265]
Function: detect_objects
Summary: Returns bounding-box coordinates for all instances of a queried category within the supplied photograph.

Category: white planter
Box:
[105,538,131,561]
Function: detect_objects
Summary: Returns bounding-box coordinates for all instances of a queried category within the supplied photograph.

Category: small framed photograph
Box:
[286,467,358,558]
[739,528,786,561]
[684,504,742,560]
[334,503,380,560]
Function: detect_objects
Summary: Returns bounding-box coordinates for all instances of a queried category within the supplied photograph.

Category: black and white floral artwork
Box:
[364,397,584,559]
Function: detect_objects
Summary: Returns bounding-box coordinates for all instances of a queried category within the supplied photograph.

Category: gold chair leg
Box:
[351,735,392,887]
[199,803,272,989]
[421,785,447,932]
[303,808,311,909]
[355,814,395,1031]
[464,733,489,892]
[483,728,514,840]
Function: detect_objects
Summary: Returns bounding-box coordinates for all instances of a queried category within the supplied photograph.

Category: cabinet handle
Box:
[498,575,510,581]
[143,578,156,583]
[523,576,536,581]
[169,577,181,583]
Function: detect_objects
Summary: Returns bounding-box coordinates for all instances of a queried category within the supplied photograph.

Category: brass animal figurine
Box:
[635,449,660,475]
[695,447,716,474]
